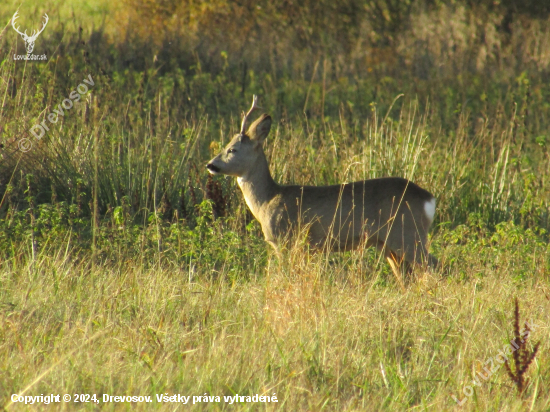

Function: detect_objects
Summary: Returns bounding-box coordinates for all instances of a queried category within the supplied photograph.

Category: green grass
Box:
[1,0,550,410]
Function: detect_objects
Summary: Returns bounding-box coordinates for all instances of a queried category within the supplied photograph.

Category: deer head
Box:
[207,95,272,178]
[12,11,49,55]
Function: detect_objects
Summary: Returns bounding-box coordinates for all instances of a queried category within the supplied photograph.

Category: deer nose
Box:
[206,163,220,174]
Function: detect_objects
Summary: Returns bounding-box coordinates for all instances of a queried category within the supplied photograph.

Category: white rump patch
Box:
[424,198,436,223]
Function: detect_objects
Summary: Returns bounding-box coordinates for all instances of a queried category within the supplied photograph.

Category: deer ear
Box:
[247,114,272,142]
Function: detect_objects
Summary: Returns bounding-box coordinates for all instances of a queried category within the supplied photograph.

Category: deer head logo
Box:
[11,11,49,55]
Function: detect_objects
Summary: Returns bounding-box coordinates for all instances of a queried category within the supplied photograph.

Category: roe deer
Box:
[207,96,438,288]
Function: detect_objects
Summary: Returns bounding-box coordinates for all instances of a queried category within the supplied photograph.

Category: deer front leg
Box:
[267,240,283,260]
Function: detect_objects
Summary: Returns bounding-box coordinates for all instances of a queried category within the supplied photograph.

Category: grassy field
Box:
[1,0,550,410]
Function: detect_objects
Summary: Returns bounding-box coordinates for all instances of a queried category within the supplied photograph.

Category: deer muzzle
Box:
[206,163,221,174]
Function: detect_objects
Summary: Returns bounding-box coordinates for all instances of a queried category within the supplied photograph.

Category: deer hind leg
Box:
[375,241,409,292]
[405,243,439,273]
[427,253,439,270]
[387,251,411,293]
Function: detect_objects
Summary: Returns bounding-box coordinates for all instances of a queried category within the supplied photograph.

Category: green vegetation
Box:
[0,0,549,410]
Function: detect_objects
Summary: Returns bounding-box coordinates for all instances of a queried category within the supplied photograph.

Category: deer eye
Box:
[227,148,237,154]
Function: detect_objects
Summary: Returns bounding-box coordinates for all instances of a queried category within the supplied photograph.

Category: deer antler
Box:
[11,11,26,37]
[11,12,49,40]
[29,13,49,40]
[240,95,261,135]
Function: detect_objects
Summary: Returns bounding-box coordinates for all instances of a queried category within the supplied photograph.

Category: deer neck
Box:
[237,151,279,218]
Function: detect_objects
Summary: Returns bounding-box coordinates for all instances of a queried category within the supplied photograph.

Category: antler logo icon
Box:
[11,11,49,55]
